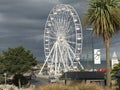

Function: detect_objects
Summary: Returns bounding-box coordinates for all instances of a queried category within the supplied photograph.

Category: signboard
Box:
[94,49,101,64]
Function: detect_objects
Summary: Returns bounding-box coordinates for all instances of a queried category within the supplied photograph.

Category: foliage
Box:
[83,0,120,86]
[83,0,120,39]
[0,74,5,83]
[111,61,120,77]
[33,83,105,90]
[12,74,28,87]
[0,46,38,78]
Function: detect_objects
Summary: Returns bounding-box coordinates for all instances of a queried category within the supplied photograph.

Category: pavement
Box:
[30,74,49,87]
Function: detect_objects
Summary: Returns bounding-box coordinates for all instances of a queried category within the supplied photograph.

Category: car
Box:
[48,77,56,83]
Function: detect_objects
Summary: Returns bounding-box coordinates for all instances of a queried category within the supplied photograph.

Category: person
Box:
[30,71,36,79]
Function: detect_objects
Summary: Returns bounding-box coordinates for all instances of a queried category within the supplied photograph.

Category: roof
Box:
[60,71,105,80]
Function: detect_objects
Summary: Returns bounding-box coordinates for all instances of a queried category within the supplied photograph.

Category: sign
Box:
[94,49,101,64]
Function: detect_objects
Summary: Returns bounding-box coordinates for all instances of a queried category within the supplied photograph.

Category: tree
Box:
[12,74,28,88]
[111,61,120,77]
[83,0,120,86]
[0,46,38,75]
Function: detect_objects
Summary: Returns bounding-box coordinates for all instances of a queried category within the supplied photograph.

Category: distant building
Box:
[111,52,119,69]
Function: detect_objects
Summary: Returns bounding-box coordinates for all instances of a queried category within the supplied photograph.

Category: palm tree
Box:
[83,0,120,86]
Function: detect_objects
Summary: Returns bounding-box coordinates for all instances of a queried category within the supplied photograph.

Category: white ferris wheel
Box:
[39,4,83,76]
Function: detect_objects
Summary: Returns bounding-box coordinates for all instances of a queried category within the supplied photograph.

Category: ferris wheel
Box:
[39,4,83,76]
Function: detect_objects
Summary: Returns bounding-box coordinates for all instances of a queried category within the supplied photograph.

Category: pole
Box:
[86,54,89,70]
[86,27,94,71]
[4,73,7,85]
[91,35,94,71]
[65,72,67,85]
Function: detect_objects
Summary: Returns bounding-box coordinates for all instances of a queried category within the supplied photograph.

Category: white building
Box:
[111,52,119,69]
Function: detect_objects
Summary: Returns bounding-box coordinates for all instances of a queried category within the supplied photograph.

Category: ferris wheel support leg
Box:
[78,61,84,70]
[58,63,60,74]
[49,52,55,76]
[50,44,56,76]
[67,43,84,70]
[58,44,66,72]
[55,43,58,75]
[67,48,74,68]
[39,43,55,74]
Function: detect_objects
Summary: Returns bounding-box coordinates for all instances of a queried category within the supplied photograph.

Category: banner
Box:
[94,49,101,64]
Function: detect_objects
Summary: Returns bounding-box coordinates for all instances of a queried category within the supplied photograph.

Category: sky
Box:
[0,0,120,62]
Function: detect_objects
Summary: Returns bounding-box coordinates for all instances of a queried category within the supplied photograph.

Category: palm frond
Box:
[83,0,120,40]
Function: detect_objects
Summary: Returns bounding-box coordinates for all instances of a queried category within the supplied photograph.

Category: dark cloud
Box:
[0,0,120,61]
[59,0,83,4]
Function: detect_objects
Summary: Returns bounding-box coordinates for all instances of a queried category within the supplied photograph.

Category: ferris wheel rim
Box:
[44,4,83,61]
[39,4,84,76]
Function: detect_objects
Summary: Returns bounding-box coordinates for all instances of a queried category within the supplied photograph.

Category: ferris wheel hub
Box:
[57,36,65,42]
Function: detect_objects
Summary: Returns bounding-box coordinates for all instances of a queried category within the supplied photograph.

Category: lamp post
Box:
[4,72,7,85]
[86,27,94,71]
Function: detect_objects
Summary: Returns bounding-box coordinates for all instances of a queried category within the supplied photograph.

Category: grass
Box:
[34,83,69,90]
[0,82,118,90]
[32,82,115,90]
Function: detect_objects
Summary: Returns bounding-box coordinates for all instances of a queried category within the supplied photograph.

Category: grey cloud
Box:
[0,17,45,31]
[0,0,56,19]
[25,34,44,41]
[59,0,82,4]
[0,0,120,61]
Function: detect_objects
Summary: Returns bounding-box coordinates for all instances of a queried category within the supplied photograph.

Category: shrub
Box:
[12,74,28,87]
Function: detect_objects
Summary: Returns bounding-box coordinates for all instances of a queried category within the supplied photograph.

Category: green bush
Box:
[12,74,28,87]
[0,74,5,83]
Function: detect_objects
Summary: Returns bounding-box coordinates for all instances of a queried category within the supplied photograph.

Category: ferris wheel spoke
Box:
[66,25,75,34]
[66,33,76,39]
[65,19,73,33]
[54,18,60,32]
[67,45,76,58]
[48,33,57,38]
[67,40,76,44]
[49,26,57,35]
[66,47,74,68]
[63,18,67,27]
[49,17,58,33]
[49,41,56,46]
[58,43,66,71]
[51,20,59,32]
[49,36,56,40]
[67,43,75,52]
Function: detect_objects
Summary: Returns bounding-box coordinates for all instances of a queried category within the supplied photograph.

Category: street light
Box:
[4,72,7,85]
[86,27,94,71]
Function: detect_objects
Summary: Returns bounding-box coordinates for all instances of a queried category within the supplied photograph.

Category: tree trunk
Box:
[18,79,21,89]
[105,38,111,87]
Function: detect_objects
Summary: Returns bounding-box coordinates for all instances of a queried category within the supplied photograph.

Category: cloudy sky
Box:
[0,0,120,62]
